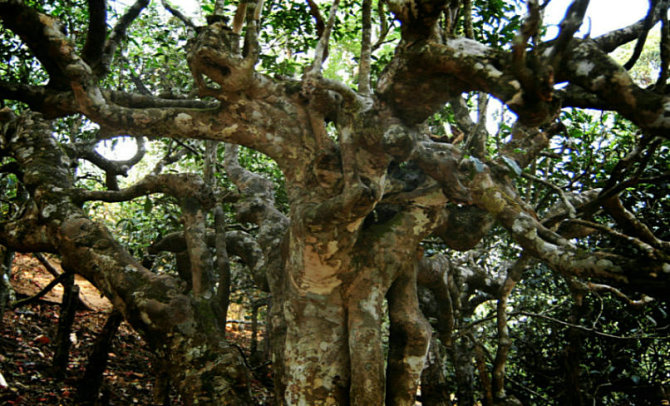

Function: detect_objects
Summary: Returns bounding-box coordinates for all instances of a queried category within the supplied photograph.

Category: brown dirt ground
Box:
[0,254,272,405]
[9,254,113,312]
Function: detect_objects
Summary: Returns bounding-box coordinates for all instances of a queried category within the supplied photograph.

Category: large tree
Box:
[0,0,668,404]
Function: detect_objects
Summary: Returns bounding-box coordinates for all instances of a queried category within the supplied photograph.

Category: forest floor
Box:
[0,254,272,405]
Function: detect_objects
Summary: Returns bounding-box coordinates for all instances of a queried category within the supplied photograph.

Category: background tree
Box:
[0,0,668,404]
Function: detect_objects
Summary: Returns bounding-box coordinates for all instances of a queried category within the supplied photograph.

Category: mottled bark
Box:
[213,206,232,332]
[492,258,530,403]
[1,112,252,404]
[386,262,432,405]
[2,0,669,403]
[181,197,214,298]
[420,337,452,406]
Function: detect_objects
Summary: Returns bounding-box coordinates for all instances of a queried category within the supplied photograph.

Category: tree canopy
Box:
[0,0,669,404]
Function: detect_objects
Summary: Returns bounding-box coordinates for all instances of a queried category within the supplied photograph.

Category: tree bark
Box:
[2,112,253,404]
[386,262,432,405]
[75,309,123,405]
[420,337,452,406]
[0,247,14,326]
[51,271,79,379]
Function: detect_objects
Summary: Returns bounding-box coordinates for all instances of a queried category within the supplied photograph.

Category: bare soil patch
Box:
[1,254,272,405]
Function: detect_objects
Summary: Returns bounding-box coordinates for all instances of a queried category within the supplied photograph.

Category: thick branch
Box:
[0,207,55,253]
[594,1,667,52]
[306,0,326,38]
[75,173,215,207]
[385,0,447,41]
[602,196,670,252]
[378,38,558,126]
[71,137,146,187]
[468,170,669,295]
[2,4,295,162]
[385,261,432,405]
[149,229,268,291]
[82,0,107,69]
[417,254,455,344]
[223,144,287,283]
[586,282,655,308]
[358,0,373,96]
[0,2,70,89]
[3,110,253,404]
[548,0,590,67]
[557,38,670,136]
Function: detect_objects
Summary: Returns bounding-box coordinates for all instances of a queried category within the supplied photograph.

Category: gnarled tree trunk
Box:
[0,111,253,405]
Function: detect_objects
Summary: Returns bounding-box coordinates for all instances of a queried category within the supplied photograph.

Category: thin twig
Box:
[623,0,659,70]
[308,0,340,76]
[523,172,576,218]
[34,253,61,278]
[11,272,69,309]
[464,310,665,340]
[161,0,198,30]
[566,218,665,261]
[515,311,664,340]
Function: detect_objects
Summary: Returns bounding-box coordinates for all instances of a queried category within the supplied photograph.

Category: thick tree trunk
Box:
[279,230,350,404]
[276,200,440,404]
[282,286,350,405]
[278,259,431,405]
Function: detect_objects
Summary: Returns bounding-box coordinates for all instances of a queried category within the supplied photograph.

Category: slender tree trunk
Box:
[452,337,477,406]
[386,262,432,405]
[75,309,123,405]
[0,247,13,325]
[213,205,231,333]
[51,271,79,379]
[420,337,452,406]
[562,301,586,406]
